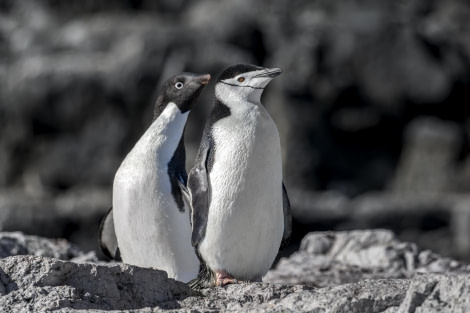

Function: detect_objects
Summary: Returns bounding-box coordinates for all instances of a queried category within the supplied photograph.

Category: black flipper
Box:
[187,130,211,247]
[279,182,292,251]
[187,127,215,289]
[188,98,230,243]
[168,136,188,212]
[98,207,121,261]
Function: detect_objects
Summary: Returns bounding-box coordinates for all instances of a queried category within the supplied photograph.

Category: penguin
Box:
[188,64,292,289]
[99,72,211,283]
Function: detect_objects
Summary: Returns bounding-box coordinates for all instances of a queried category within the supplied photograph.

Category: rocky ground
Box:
[1,229,470,312]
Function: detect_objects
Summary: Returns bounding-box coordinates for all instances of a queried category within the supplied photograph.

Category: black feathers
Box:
[188,131,211,248]
[167,136,188,212]
[98,207,122,261]
[217,64,263,81]
[154,73,210,117]
[280,183,292,251]
[209,99,231,124]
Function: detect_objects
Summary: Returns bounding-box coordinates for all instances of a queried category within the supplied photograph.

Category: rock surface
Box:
[1,230,470,312]
[0,231,97,262]
[0,255,196,312]
[0,188,110,257]
[290,188,470,260]
[265,229,470,287]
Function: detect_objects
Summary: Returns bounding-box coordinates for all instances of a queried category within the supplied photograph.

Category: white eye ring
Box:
[175,82,184,89]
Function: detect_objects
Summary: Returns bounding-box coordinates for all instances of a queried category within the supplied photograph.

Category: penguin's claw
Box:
[215,271,238,287]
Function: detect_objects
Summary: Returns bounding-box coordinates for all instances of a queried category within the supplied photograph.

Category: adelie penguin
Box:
[188,64,292,289]
[99,72,211,283]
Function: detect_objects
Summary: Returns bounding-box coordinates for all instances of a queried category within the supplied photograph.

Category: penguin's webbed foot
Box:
[215,270,238,287]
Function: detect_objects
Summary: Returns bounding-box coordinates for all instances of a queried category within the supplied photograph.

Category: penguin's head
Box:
[154,73,211,118]
[215,64,282,103]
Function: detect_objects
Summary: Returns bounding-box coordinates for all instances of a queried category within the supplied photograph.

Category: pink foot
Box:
[215,271,238,287]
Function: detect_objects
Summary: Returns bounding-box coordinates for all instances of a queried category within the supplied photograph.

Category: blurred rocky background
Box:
[0,0,470,261]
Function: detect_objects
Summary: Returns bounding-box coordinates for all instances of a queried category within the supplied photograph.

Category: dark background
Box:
[1,0,470,261]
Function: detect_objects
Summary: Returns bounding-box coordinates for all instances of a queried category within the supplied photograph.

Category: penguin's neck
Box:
[215,83,263,115]
[132,102,189,168]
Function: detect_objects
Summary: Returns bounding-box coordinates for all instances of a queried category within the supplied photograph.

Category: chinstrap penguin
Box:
[99,72,211,283]
[188,64,292,289]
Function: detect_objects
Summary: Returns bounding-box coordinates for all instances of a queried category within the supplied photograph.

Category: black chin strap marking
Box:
[221,81,264,90]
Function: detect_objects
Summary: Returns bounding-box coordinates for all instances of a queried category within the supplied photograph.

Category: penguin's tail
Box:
[188,261,215,290]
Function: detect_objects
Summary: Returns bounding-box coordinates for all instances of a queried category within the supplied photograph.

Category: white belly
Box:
[199,107,284,280]
[112,103,199,283]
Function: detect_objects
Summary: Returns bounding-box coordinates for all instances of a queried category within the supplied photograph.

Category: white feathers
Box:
[112,102,199,283]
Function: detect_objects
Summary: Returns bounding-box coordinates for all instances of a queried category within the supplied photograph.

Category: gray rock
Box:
[0,230,470,312]
[0,188,110,256]
[172,280,409,312]
[0,255,197,311]
[289,189,350,223]
[265,229,470,287]
[397,274,470,313]
[290,189,470,262]
[1,257,470,312]
[390,117,461,195]
[0,231,97,262]
[452,200,470,258]
[168,275,470,312]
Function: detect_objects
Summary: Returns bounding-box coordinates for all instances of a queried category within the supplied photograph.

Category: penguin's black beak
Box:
[255,68,283,78]
[195,74,211,85]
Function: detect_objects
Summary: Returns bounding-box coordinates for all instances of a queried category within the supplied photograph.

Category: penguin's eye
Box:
[175,82,184,89]
[238,77,245,82]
